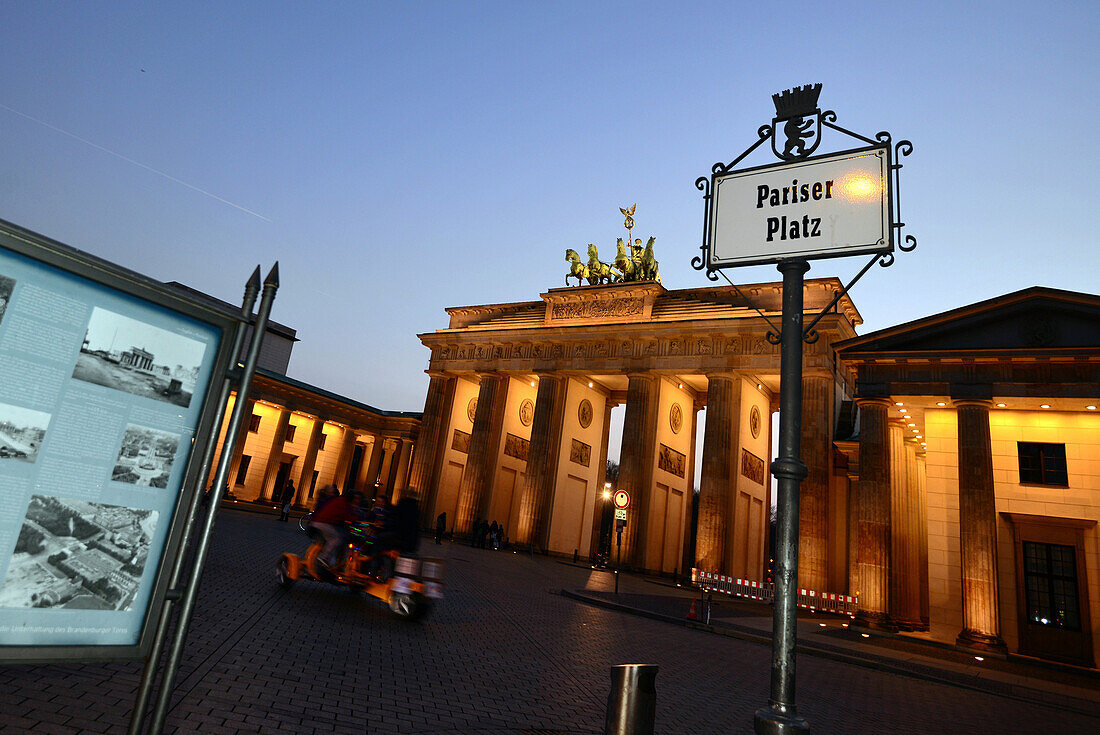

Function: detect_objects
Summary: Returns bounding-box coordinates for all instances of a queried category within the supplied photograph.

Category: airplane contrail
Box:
[0,102,272,223]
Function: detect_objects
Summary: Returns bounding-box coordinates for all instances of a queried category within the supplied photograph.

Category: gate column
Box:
[855,396,892,629]
[516,374,567,548]
[455,373,510,536]
[617,373,659,568]
[696,374,741,572]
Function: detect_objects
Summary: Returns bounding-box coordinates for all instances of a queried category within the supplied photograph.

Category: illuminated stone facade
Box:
[410,279,860,581]
[837,287,1100,667]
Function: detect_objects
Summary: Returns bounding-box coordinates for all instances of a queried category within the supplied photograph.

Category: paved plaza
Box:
[2,509,1098,734]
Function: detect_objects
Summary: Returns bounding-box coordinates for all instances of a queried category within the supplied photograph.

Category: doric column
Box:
[454,374,509,536]
[799,374,833,591]
[516,375,567,548]
[679,398,703,576]
[617,373,659,568]
[845,462,860,598]
[260,407,291,501]
[295,418,325,505]
[389,439,413,500]
[696,374,741,572]
[954,399,1006,651]
[226,396,256,496]
[889,421,922,630]
[407,374,456,523]
[916,448,930,627]
[362,435,386,492]
[587,397,616,559]
[332,426,358,492]
[855,397,892,629]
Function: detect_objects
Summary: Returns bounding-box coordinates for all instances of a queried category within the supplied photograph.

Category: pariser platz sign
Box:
[708,145,891,268]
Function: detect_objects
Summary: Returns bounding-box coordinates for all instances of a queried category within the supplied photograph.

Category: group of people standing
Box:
[471,519,503,550]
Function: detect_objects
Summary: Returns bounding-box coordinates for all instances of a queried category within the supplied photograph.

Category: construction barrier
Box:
[691,568,858,616]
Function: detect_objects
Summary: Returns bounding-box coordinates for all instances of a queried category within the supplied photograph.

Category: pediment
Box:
[836,287,1100,355]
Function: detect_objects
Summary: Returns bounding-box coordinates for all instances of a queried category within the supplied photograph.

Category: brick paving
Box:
[1,509,1098,734]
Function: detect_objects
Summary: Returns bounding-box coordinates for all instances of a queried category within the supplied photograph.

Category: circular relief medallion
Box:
[519,398,534,427]
[670,403,683,434]
[467,397,478,424]
[578,398,593,429]
[750,405,761,439]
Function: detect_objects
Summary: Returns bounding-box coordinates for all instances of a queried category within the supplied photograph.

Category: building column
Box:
[916,448,930,627]
[516,375,567,548]
[226,397,256,496]
[389,439,413,500]
[855,397,892,629]
[617,373,659,568]
[679,397,703,576]
[889,420,922,630]
[845,461,860,598]
[954,399,1006,652]
[455,374,509,536]
[799,374,833,592]
[332,426,358,492]
[587,397,616,560]
[260,407,291,501]
[295,417,325,505]
[695,374,740,572]
[407,374,455,522]
[363,435,385,492]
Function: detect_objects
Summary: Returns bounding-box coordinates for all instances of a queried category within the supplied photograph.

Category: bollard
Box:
[574,548,579,563]
[604,663,658,735]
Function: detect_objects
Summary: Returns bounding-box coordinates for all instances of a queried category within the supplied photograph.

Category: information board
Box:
[0,221,236,661]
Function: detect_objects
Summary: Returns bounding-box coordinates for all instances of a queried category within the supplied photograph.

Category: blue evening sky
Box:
[2,2,1097,423]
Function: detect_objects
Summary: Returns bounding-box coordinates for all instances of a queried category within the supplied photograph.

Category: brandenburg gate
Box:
[406,268,860,591]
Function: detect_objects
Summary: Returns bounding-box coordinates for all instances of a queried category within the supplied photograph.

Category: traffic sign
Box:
[612,489,630,509]
[614,507,627,521]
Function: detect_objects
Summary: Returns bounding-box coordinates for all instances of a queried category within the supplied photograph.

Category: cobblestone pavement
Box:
[2,509,1099,734]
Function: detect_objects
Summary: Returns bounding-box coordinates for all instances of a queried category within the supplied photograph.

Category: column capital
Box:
[855,396,894,409]
[703,371,740,382]
[952,398,993,410]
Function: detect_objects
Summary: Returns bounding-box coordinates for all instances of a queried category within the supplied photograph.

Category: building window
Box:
[1017,442,1068,486]
[1023,541,1080,630]
[248,414,261,433]
[235,455,251,486]
[285,424,296,443]
[318,432,327,450]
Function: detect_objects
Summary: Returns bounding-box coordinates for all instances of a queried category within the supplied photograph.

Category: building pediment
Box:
[836,287,1100,358]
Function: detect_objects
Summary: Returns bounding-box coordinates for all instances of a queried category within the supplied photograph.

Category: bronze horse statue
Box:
[565,248,589,286]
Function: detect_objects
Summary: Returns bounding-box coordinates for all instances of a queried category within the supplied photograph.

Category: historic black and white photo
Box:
[112,424,181,488]
[72,307,206,408]
[0,496,157,611]
[0,401,51,464]
[0,272,14,326]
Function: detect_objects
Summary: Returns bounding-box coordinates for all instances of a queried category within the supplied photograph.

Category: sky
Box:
[2,1,1097,422]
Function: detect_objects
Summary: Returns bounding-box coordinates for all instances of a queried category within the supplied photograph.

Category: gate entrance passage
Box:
[407,278,860,588]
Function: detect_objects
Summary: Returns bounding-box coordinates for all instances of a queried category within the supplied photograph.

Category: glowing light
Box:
[819,623,827,627]
[678,383,683,389]
[602,489,612,500]
[996,403,1006,408]
[895,402,904,406]
[836,173,881,200]
[907,423,916,427]
[1040,404,1050,409]
[588,382,593,388]
[912,429,919,433]
[1087,405,1097,410]
[974,656,984,662]
[936,402,946,406]
[861,633,870,638]
[530,381,535,387]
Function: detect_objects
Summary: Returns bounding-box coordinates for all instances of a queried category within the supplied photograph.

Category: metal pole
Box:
[615,525,622,594]
[755,258,811,735]
[604,663,658,735]
[127,268,260,735]
[146,263,279,735]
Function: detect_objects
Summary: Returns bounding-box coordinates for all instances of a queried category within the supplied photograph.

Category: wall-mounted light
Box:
[996,403,1006,408]
[1088,405,1097,410]
[588,381,593,388]
[895,402,904,406]
[936,402,946,406]
[1040,404,1051,409]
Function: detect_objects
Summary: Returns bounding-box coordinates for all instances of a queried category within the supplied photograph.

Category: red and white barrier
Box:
[691,568,858,616]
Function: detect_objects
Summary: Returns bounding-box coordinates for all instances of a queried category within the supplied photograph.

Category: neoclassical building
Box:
[406,279,860,589]
[836,286,1099,666]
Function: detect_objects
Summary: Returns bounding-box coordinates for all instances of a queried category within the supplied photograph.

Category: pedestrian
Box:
[278,480,296,522]
[435,512,447,544]
[489,520,500,550]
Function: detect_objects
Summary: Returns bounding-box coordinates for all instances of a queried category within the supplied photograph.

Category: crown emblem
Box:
[772,84,822,120]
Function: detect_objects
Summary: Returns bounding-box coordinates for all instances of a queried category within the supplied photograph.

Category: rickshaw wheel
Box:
[389,592,427,620]
[276,557,294,589]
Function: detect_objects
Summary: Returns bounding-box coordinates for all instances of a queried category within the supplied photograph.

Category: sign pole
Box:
[144,263,280,735]
[755,258,810,734]
[127,268,260,735]
[615,523,623,595]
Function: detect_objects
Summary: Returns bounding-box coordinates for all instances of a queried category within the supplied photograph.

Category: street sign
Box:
[614,507,627,521]
[709,145,891,268]
[612,489,630,510]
